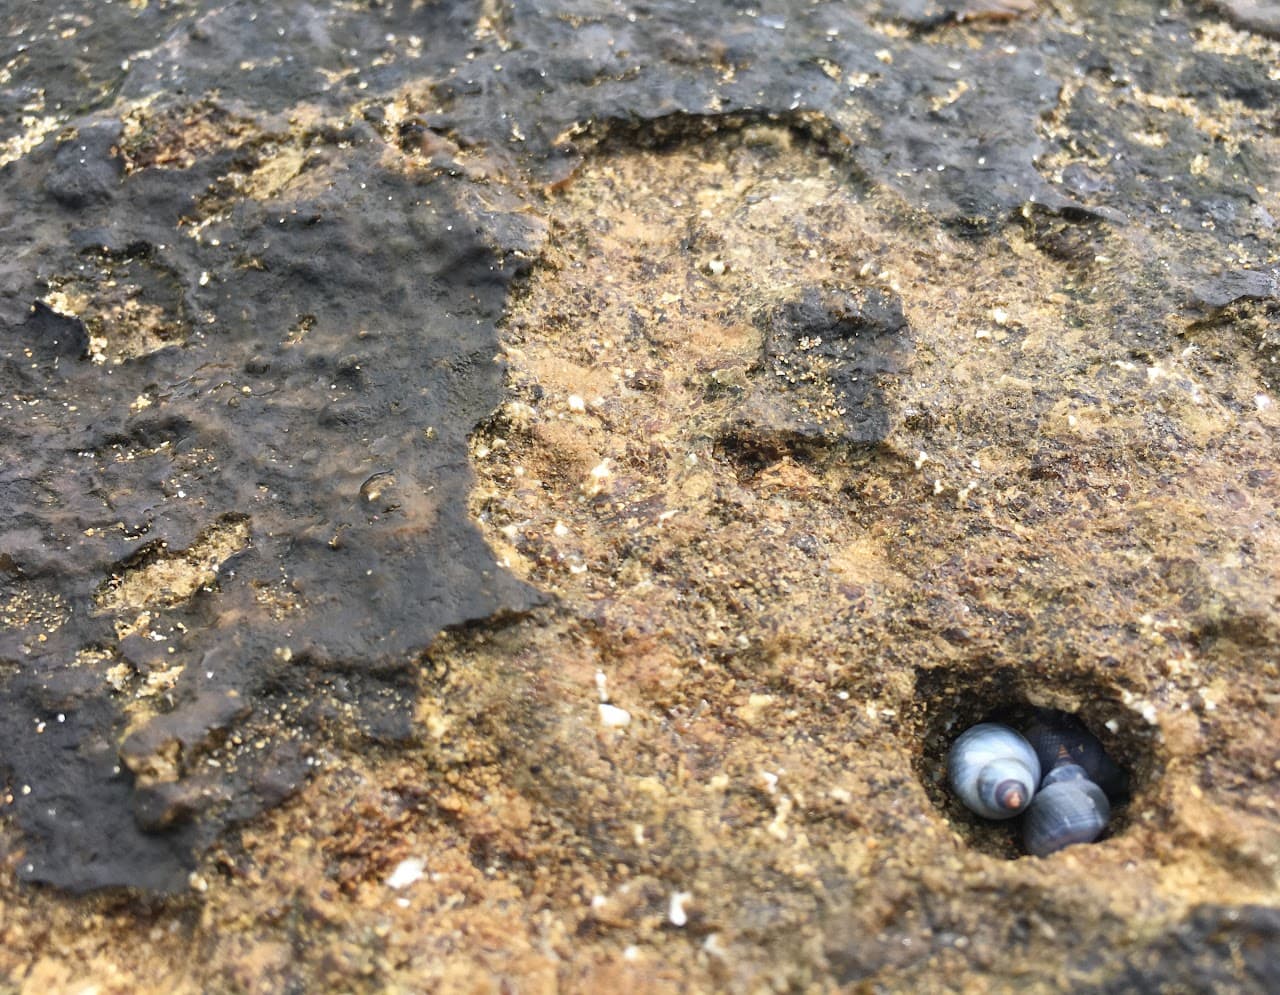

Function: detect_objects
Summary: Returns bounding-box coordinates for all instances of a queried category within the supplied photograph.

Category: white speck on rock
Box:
[599,703,631,728]
[386,857,426,890]
[669,890,692,927]
[583,458,612,495]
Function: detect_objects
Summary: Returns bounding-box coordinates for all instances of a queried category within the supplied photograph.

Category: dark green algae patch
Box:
[0,0,1277,989]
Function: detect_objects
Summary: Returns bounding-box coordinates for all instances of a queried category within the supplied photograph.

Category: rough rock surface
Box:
[0,0,1277,991]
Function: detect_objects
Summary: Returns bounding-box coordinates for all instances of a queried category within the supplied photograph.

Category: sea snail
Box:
[948,714,1121,856]
[947,723,1041,820]
[1024,711,1129,804]
[1022,762,1111,857]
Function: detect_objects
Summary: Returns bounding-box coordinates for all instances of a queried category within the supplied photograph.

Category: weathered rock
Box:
[0,0,1276,990]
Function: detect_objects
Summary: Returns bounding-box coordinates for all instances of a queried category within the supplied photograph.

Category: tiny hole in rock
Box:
[911,666,1155,860]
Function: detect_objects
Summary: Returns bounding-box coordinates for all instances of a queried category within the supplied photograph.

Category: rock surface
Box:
[0,0,1277,990]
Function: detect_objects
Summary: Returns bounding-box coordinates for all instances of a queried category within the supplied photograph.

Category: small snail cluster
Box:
[947,712,1127,857]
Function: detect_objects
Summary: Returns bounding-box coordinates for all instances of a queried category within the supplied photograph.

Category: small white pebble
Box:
[567,394,586,412]
[707,258,726,276]
[669,891,692,927]
[583,459,612,496]
[992,306,1009,325]
[386,857,426,889]
[598,703,631,728]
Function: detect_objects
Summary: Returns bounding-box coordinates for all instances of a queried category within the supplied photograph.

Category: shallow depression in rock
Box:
[911,664,1160,859]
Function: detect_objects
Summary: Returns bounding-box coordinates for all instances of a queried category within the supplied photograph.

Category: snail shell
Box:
[1022,764,1111,857]
[1023,711,1129,803]
[947,723,1042,820]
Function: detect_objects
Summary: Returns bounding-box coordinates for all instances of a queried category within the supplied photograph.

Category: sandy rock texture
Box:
[0,0,1277,991]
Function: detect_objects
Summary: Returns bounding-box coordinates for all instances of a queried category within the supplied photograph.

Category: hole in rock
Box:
[910,665,1160,859]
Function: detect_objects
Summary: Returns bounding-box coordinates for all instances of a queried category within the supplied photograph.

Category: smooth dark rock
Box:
[17,301,90,361]
[44,122,123,208]
[1098,905,1280,993]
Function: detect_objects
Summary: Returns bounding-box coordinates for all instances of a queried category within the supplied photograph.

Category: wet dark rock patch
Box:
[1,117,543,891]
[721,286,913,469]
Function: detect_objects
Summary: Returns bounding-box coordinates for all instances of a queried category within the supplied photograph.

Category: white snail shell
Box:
[947,723,1042,820]
[1022,763,1111,857]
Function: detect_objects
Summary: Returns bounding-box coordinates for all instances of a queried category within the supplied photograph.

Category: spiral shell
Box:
[1023,711,1128,803]
[1022,763,1111,857]
[947,723,1042,820]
